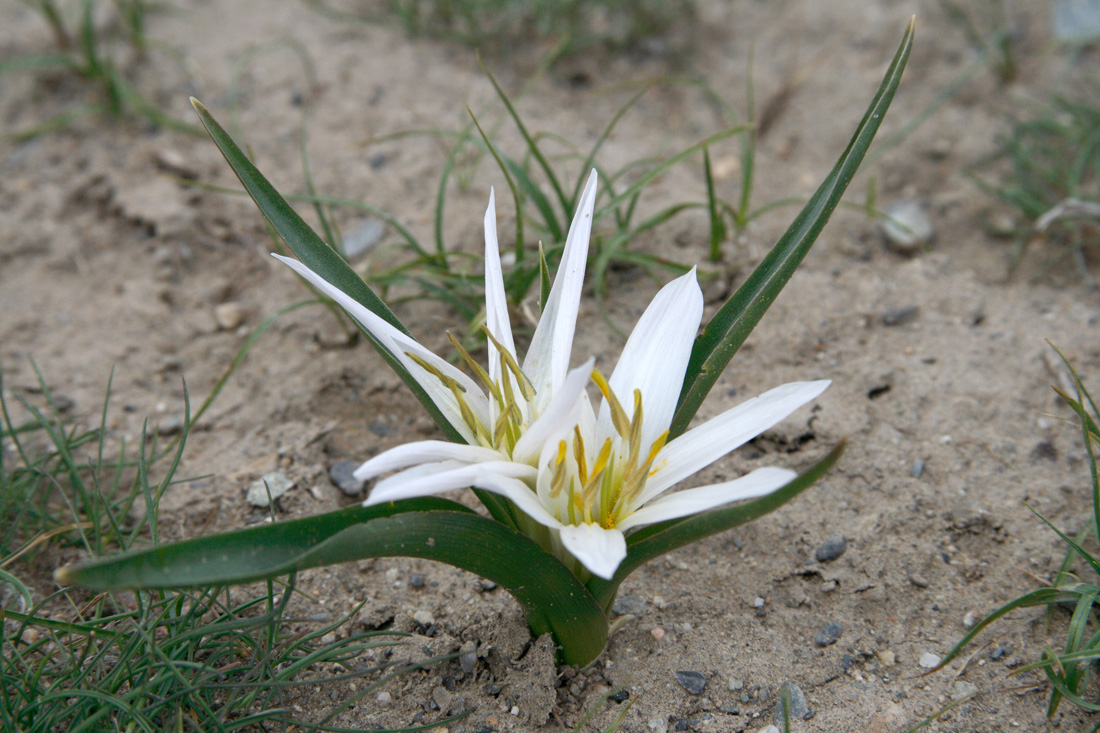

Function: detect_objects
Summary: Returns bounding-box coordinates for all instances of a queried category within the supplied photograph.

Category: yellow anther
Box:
[548,440,569,498]
[447,332,499,402]
[482,327,536,401]
[591,370,631,437]
[628,389,644,454]
[573,427,588,485]
[406,352,466,393]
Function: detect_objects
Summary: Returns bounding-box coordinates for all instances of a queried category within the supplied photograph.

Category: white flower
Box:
[274,171,828,580]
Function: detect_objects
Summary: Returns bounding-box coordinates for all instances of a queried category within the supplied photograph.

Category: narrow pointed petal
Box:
[638,380,830,505]
[559,523,627,580]
[353,440,506,481]
[483,188,516,386]
[366,461,537,504]
[511,358,595,464]
[274,254,488,441]
[618,466,796,531]
[599,268,703,450]
[524,170,598,410]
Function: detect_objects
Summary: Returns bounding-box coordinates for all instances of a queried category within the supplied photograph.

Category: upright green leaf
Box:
[670,19,915,438]
[58,498,608,667]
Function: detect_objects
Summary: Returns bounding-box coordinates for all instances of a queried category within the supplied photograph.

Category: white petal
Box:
[511,358,594,464]
[638,380,830,505]
[599,268,702,450]
[366,460,536,504]
[273,254,488,441]
[618,466,796,531]
[483,188,517,386]
[559,523,627,580]
[524,170,598,411]
[353,440,506,481]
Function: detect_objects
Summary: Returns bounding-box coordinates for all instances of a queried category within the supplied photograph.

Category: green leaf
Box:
[587,442,845,609]
[57,498,608,667]
[669,19,915,438]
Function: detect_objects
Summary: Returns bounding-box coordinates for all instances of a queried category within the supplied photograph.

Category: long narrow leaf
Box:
[669,19,915,438]
[57,499,608,666]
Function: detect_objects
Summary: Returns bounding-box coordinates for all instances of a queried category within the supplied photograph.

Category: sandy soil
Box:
[2,0,1099,730]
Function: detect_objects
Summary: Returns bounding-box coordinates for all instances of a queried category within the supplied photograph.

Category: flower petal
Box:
[273,254,488,441]
[366,460,536,504]
[483,188,516,387]
[524,169,598,411]
[511,358,595,464]
[638,380,830,505]
[354,440,506,481]
[618,466,796,531]
[599,268,702,451]
[559,523,627,580]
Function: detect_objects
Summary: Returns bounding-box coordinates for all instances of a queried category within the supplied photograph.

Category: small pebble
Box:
[214,302,245,331]
[881,199,934,254]
[246,470,294,507]
[155,415,184,436]
[881,305,920,326]
[368,420,392,437]
[911,459,925,478]
[674,670,707,696]
[990,643,1010,660]
[613,595,648,615]
[919,652,942,669]
[650,626,666,641]
[908,572,930,589]
[341,218,386,259]
[377,691,392,704]
[409,573,425,589]
[773,681,809,724]
[329,460,366,496]
[815,535,847,562]
[963,610,978,628]
[728,677,744,691]
[460,641,477,674]
[412,609,434,626]
[815,621,843,647]
[951,680,978,701]
[878,650,896,667]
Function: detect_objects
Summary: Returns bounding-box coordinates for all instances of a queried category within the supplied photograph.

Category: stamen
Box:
[447,332,500,403]
[591,370,631,437]
[406,352,466,393]
[482,327,536,401]
[572,427,588,485]
[548,440,569,498]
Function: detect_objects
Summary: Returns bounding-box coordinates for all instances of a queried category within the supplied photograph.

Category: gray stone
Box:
[815,535,847,562]
[773,681,809,725]
[155,415,184,436]
[951,680,978,701]
[815,621,843,647]
[882,305,920,326]
[674,670,707,695]
[329,460,366,496]
[1054,0,1100,42]
[368,420,393,437]
[881,199,934,254]
[612,595,648,616]
[911,459,925,478]
[341,218,385,259]
[246,470,294,507]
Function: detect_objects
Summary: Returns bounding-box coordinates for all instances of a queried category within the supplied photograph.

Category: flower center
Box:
[548,370,667,529]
